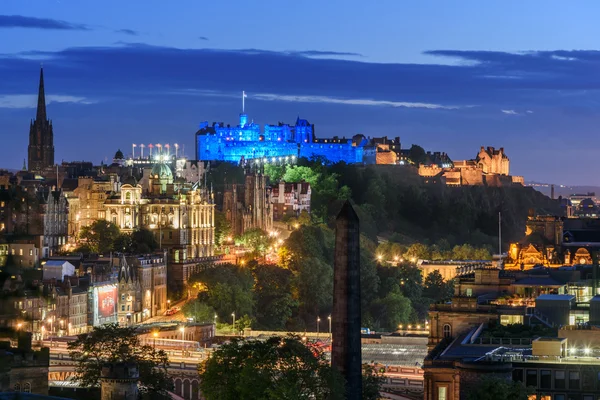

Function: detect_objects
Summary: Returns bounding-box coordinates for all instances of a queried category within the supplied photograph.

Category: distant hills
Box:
[527,182,600,198]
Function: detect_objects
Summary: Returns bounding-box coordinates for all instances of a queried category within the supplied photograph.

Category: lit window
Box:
[23,383,31,393]
[438,386,447,400]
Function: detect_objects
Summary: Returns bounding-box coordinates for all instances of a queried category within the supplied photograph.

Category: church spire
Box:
[36,66,46,122]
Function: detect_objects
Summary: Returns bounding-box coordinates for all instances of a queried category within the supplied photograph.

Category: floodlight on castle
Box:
[195,93,368,164]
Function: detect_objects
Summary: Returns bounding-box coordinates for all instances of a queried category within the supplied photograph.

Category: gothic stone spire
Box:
[28,66,55,172]
[37,66,46,122]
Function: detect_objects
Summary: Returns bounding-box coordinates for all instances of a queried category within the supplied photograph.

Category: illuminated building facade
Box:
[104,162,215,259]
[196,113,367,164]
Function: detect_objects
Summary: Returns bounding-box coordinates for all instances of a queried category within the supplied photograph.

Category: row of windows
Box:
[513,368,600,391]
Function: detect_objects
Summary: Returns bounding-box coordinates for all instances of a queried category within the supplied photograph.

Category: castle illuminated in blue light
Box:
[196,110,369,164]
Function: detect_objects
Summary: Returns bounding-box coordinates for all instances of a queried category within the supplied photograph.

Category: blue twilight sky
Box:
[1,0,600,185]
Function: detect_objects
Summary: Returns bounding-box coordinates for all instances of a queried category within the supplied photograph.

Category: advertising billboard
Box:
[93,285,118,326]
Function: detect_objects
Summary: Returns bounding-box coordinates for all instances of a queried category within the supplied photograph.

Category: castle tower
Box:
[331,201,362,399]
[28,67,55,173]
[100,362,139,400]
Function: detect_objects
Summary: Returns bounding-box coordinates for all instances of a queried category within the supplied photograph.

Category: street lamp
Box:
[153,331,158,348]
[16,323,22,330]
[68,322,71,336]
[328,315,331,338]
[231,312,236,334]
[317,317,321,335]
[179,327,185,355]
[214,314,217,325]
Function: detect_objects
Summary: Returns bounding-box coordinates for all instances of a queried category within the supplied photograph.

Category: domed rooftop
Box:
[114,149,124,160]
[151,163,173,178]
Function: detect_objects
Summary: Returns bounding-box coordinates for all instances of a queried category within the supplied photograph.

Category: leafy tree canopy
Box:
[77,220,121,254]
[199,336,382,400]
[67,323,171,398]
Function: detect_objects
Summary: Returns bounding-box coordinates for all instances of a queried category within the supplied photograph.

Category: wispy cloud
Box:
[293,50,363,58]
[501,109,519,115]
[253,93,462,110]
[198,36,209,41]
[115,28,138,36]
[0,94,94,109]
[0,15,89,30]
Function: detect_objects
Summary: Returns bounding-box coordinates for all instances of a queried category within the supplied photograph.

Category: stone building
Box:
[100,363,138,400]
[271,181,311,221]
[423,265,600,400]
[505,213,600,272]
[418,146,524,186]
[104,163,215,259]
[117,253,167,325]
[222,170,273,236]
[54,279,88,335]
[36,187,68,257]
[0,334,50,395]
[71,176,117,233]
[27,68,54,174]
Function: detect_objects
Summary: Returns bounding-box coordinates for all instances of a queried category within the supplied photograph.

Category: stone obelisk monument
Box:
[331,201,362,399]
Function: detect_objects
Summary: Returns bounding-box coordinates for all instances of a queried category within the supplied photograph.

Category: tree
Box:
[251,264,298,330]
[237,228,272,258]
[182,300,216,324]
[296,210,311,226]
[192,264,256,321]
[404,243,430,261]
[131,228,159,253]
[294,258,333,321]
[466,376,533,400]
[67,323,171,398]
[199,336,344,400]
[408,144,426,165]
[370,285,412,331]
[263,163,286,182]
[78,220,121,253]
[214,211,232,247]
[423,270,454,303]
[282,165,320,187]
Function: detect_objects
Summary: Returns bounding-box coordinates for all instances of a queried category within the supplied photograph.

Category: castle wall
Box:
[459,168,483,185]
[418,165,443,177]
[299,142,364,164]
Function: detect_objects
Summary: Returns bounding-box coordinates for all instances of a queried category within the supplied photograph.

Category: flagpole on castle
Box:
[242,91,247,113]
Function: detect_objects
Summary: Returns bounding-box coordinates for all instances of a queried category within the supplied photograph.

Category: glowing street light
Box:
[584,348,591,355]
[317,316,321,335]
[231,312,236,334]
[153,331,158,348]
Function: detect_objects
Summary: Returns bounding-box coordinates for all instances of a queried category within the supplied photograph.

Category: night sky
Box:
[1,1,600,185]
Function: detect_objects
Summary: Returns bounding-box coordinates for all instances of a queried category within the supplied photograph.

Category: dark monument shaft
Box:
[331,201,362,399]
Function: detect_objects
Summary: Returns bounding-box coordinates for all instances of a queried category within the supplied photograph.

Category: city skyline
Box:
[3,1,600,185]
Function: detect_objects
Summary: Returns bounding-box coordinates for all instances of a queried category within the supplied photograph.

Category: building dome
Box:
[114,149,124,160]
[151,163,173,178]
